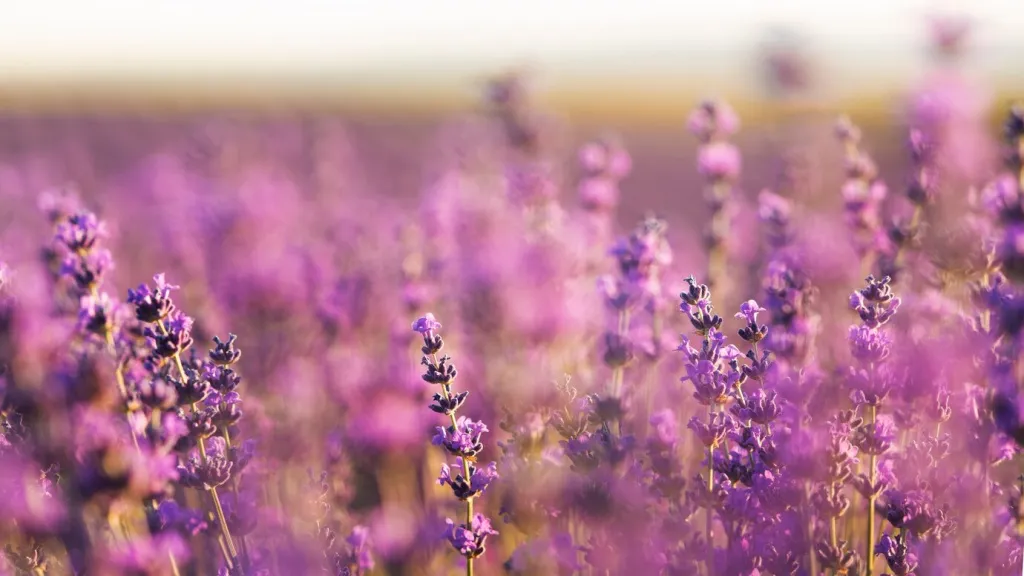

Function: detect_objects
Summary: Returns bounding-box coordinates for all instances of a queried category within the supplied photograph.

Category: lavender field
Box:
[2,18,1024,576]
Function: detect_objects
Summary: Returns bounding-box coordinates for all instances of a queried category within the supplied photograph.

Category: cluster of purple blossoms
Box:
[676,276,805,575]
[414,313,498,572]
[125,273,262,574]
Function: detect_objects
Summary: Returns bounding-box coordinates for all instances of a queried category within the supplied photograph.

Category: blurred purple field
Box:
[2,17,1024,576]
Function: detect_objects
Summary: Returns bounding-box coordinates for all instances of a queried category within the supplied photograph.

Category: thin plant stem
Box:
[829,483,838,576]
[89,285,140,452]
[706,406,716,576]
[432,352,475,576]
[866,404,878,576]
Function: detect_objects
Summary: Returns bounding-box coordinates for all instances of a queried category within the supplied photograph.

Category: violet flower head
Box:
[687,413,732,448]
[681,353,738,407]
[55,211,107,253]
[605,216,673,308]
[874,532,917,576]
[76,292,118,336]
[849,275,901,329]
[736,299,769,344]
[438,457,499,500]
[127,273,179,323]
[687,99,740,143]
[679,275,724,335]
[853,417,896,456]
[412,313,442,336]
[60,248,115,292]
[847,325,893,364]
[433,416,488,458]
[413,312,444,355]
[444,514,499,559]
[146,310,195,358]
[736,300,766,325]
[697,142,742,182]
[209,333,241,366]
[733,388,782,426]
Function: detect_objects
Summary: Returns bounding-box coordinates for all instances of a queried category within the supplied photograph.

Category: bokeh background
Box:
[1,1,1020,241]
[1,2,1023,575]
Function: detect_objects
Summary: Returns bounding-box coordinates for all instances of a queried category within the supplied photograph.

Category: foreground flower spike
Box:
[676,275,742,575]
[848,274,900,576]
[414,313,497,575]
[128,273,242,571]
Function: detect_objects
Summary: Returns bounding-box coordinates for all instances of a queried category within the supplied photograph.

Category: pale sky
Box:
[0,0,1020,86]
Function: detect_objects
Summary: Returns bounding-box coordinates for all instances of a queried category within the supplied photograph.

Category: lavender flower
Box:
[414,313,497,572]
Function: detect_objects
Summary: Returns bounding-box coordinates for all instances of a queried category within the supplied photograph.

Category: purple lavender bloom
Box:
[76,292,118,336]
[438,457,499,500]
[853,417,896,455]
[154,500,209,536]
[127,273,179,323]
[847,325,893,363]
[178,449,232,490]
[55,211,107,253]
[874,532,917,576]
[412,313,442,335]
[735,300,766,325]
[682,359,736,406]
[60,248,114,292]
[204,390,243,432]
[732,388,782,426]
[687,100,740,142]
[679,276,724,335]
[444,513,499,559]
[145,311,194,357]
[687,413,732,448]
[697,142,742,182]
[137,378,178,411]
[209,333,241,366]
[433,416,488,458]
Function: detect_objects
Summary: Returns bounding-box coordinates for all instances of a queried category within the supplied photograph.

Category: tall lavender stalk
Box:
[848,275,901,575]
[677,276,736,575]
[414,314,498,576]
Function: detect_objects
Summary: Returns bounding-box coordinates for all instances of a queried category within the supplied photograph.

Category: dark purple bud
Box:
[209,333,242,366]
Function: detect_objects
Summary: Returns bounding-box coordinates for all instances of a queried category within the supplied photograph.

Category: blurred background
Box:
[0,1,1019,241]
[0,3,1021,574]
[1,1,1020,222]
[1,0,1021,115]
